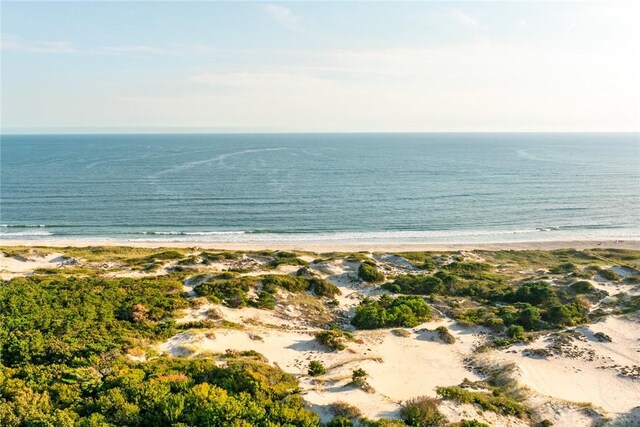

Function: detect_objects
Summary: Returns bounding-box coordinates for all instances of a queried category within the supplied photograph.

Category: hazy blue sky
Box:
[2,1,639,132]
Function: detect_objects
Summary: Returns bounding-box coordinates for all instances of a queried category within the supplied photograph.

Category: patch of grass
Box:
[435,326,455,344]
[400,396,447,427]
[315,329,354,351]
[436,386,528,419]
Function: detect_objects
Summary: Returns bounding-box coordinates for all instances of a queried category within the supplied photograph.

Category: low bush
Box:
[328,401,362,419]
[315,329,353,351]
[358,261,384,283]
[351,295,432,329]
[399,396,447,427]
[308,360,327,376]
[436,386,528,419]
[597,269,621,281]
[435,326,455,344]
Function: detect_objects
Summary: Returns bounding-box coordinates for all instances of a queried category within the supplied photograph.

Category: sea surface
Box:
[1,133,638,244]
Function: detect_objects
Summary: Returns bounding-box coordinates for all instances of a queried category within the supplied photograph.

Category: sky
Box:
[1,1,639,133]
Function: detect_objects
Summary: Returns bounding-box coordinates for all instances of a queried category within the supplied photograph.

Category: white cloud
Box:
[451,8,480,29]
[265,4,300,30]
[100,45,165,55]
[107,41,638,132]
[1,35,77,53]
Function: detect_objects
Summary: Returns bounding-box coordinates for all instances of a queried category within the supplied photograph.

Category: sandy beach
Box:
[1,238,638,252]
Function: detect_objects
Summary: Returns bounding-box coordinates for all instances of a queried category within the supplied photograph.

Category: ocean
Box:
[1,133,638,244]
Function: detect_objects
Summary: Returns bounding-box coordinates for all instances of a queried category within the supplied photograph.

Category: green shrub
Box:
[315,329,353,351]
[352,295,432,329]
[261,274,308,293]
[255,291,276,309]
[598,269,621,281]
[268,252,308,268]
[435,326,455,344]
[308,360,327,376]
[385,275,444,295]
[454,420,490,427]
[399,396,447,427]
[308,278,341,297]
[549,262,577,274]
[328,417,354,427]
[194,277,256,308]
[436,386,527,418]
[506,325,525,341]
[569,281,595,294]
[358,261,384,283]
[328,401,362,419]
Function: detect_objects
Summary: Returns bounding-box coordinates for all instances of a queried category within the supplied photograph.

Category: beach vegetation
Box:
[328,401,362,420]
[435,326,456,344]
[308,360,327,376]
[358,261,385,282]
[597,269,621,281]
[395,252,439,270]
[0,273,320,426]
[351,295,432,329]
[453,420,491,427]
[436,386,527,419]
[268,251,309,268]
[193,276,256,308]
[315,329,353,351]
[399,396,447,426]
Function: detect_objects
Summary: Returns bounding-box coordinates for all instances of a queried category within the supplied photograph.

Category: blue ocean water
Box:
[1,133,638,244]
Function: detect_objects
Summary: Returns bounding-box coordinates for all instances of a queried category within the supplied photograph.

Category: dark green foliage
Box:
[0,275,186,367]
[328,417,354,427]
[268,251,309,268]
[308,278,341,298]
[549,262,577,274]
[199,251,242,263]
[262,274,309,293]
[255,291,276,309]
[395,252,437,270]
[454,420,491,427]
[315,330,353,351]
[351,295,432,329]
[261,274,340,298]
[597,269,621,281]
[308,360,327,376]
[569,281,595,294]
[399,396,447,427]
[358,261,384,283]
[506,325,525,341]
[0,274,320,426]
[436,386,527,419]
[441,261,491,274]
[193,276,256,308]
[385,275,444,295]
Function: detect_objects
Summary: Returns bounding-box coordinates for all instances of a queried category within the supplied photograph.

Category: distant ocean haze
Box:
[1,133,638,243]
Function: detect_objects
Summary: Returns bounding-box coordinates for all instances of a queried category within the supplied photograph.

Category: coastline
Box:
[1,238,638,252]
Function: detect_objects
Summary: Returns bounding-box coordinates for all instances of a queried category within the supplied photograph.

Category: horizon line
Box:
[2,129,639,137]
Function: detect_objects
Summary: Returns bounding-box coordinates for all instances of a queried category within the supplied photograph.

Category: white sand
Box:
[0,251,65,279]
[490,316,640,417]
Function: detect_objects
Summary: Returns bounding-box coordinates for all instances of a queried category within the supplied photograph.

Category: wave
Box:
[0,231,53,236]
[1,224,47,228]
[142,231,247,236]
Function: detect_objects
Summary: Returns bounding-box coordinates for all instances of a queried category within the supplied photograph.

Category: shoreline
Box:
[1,238,638,252]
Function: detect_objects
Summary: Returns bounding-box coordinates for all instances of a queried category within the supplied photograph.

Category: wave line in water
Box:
[149,147,287,178]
